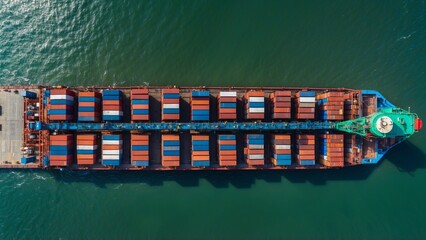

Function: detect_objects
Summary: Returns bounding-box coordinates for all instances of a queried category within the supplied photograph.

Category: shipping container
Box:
[77,134,98,165]
[191,135,209,167]
[78,92,101,122]
[245,91,265,120]
[296,134,316,165]
[49,134,74,166]
[245,134,264,165]
[102,90,123,121]
[131,134,149,167]
[319,134,344,167]
[295,91,316,120]
[162,89,180,121]
[270,91,292,120]
[317,92,345,121]
[271,134,292,166]
[131,89,150,121]
[218,91,237,120]
[162,134,180,167]
[48,89,75,121]
[102,134,122,166]
[191,91,210,121]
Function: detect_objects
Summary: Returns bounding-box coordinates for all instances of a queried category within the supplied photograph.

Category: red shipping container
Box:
[78,102,99,107]
[102,145,121,150]
[50,104,73,110]
[162,98,179,104]
[51,89,75,96]
[132,115,149,121]
[162,114,180,120]
[219,160,237,166]
[132,104,149,110]
[132,155,149,161]
[79,92,101,97]
[162,89,180,94]
[162,161,180,167]
[131,89,149,95]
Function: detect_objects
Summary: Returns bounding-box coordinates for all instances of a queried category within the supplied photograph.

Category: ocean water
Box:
[1,0,426,239]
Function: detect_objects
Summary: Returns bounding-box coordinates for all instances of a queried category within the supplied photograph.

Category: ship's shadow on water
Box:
[45,141,425,189]
[386,141,426,174]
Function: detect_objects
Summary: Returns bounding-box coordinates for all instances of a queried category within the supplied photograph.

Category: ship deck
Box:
[0,90,24,164]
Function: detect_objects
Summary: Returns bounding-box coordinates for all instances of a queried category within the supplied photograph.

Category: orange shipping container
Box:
[131,89,149,94]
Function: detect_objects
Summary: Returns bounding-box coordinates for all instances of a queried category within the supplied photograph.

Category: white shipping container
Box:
[299,103,316,108]
[163,146,180,151]
[103,111,123,116]
[249,154,264,160]
[299,97,316,103]
[102,140,123,145]
[220,91,237,97]
[102,154,121,160]
[249,108,265,113]
[249,97,264,102]
[102,150,122,155]
[50,95,74,101]
[77,145,98,150]
[249,144,264,149]
[275,145,291,150]
[163,104,179,109]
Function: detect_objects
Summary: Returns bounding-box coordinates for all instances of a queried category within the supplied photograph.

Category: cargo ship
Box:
[0,85,422,170]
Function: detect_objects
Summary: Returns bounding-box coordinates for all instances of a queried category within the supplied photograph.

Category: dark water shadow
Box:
[43,164,377,189]
[386,141,426,174]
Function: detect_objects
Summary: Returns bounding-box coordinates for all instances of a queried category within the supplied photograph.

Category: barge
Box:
[0,85,422,170]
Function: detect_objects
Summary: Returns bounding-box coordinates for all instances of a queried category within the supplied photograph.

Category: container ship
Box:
[0,85,422,170]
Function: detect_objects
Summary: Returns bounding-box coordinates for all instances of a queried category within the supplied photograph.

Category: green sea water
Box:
[1,1,426,239]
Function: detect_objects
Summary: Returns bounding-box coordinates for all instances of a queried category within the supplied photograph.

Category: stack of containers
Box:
[48,89,75,121]
[76,134,98,165]
[78,92,101,122]
[271,134,292,166]
[162,89,180,121]
[218,135,237,166]
[102,134,122,166]
[245,134,264,166]
[344,135,354,163]
[316,92,344,120]
[270,91,292,119]
[131,89,149,121]
[319,134,344,167]
[245,91,265,120]
[131,134,149,167]
[49,134,74,166]
[218,91,237,120]
[191,91,210,121]
[191,135,210,167]
[296,134,315,166]
[295,91,316,120]
[162,134,180,167]
[102,90,123,121]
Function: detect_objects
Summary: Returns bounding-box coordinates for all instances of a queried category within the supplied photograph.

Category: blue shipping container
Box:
[193,160,210,167]
[103,90,121,96]
[132,160,149,167]
[219,145,236,150]
[131,145,149,151]
[79,97,100,103]
[132,99,149,105]
[298,91,316,97]
[163,93,180,99]
[192,91,210,97]
[219,135,236,140]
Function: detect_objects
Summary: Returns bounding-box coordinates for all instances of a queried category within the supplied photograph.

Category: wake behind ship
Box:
[0,85,422,170]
